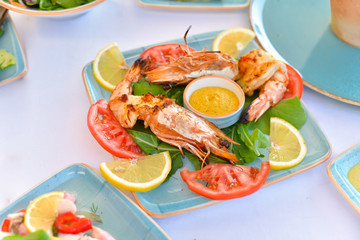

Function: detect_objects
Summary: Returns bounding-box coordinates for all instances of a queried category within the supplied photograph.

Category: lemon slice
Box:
[212,27,255,59]
[24,192,64,236]
[93,42,129,92]
[100,152,172,192]
[269,117,307,170]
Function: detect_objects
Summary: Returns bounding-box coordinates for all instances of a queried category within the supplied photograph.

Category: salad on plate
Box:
[2,0,95,10]
[0,192,114,240]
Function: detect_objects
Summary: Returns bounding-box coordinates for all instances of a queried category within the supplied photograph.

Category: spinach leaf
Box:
[270,96,306,129]
[133,78,166,96]
[127,127,184,180]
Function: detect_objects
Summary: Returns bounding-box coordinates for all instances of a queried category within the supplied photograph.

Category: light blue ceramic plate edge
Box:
[249,0,360,106]
[0,16,27,86]
[138,0,249,9]
[327,144,360,215]
[0,164,170,239]
[82,30,331,217]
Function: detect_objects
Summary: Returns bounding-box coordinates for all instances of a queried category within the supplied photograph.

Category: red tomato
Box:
[87,99,143,159]
[1,218,10,232]
[283,64,303,99]
[180,162,269,200]
[139,43,194,64]
[55,212,92,234]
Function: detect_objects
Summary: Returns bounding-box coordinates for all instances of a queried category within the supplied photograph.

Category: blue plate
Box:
[250,0,360,106]
[137,0,249,10]
[82,30,331,217]
[0,164,170,239]
[0,15,26,86]
[327,144,360,215]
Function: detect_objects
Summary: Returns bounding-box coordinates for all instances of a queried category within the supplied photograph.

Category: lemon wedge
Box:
[24,192,64,236]
[93,42,129,92]
[269,117,307,170]
[100,152,172,192]
[213,27,255,59]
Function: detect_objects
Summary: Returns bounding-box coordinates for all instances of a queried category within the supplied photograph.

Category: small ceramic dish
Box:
[327,143,360,215]
[183,76,245,129]
[0,0,104,18]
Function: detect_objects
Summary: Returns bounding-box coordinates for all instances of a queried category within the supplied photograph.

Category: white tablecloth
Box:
[1,1,360,239]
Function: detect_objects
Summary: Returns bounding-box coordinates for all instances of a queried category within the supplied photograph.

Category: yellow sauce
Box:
[348,163,360,192]
[189,87,239,116]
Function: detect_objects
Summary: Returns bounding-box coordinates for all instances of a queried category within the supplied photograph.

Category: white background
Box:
[1,1,360,239]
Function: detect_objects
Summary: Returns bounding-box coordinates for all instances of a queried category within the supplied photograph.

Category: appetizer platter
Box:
[327,143,360,215]
[0,164,170,239]
[249,0,360,106]
[0,12,26,87]
[137,0,249,10]
[82,29,331,217]
[0,0,104,17]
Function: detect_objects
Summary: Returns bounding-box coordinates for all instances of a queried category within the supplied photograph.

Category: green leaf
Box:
[133,78,166,96]
[270,96,306,129]
[166,85,186,106]
[249,128,271,149]
[0,49,16,70]
[165,151,183,181]
[127,129,160,155]
[185,151,201,170]
[4,230,51,240]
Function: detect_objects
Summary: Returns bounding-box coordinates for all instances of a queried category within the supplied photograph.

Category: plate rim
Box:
[326,143,360,216]
[137,0,249,10]
[0,163,171,239]
[81,32,332,217]
[0,15,27,86]
[248,0,360,107]
[0,0,104,16]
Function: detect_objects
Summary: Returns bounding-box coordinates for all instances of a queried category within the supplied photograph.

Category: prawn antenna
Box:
[184,25,192,53]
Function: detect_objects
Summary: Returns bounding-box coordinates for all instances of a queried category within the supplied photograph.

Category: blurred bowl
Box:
[0,0,104,18]
[183,76,245,129]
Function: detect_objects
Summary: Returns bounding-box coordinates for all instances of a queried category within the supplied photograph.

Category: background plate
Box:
[82,30,331,217]
[0,15,26,86]
[327,143,360,215]
[250,0,360,106]
[137,0,249,10]
[0,164,170,239]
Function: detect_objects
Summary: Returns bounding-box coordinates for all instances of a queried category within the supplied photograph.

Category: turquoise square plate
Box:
[0,164,170,239]
[82,30,331,217]
[137,0,249,10]
[249,0,360,106]
[0,15,27,86]
[327,144,360,215]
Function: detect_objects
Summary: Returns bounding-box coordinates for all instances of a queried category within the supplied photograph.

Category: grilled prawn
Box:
[141,27,240,87]
[109,58,239,165]
[237,49,289,123]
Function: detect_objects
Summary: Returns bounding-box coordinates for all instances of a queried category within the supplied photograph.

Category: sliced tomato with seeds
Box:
[283,64,303,99]
[180,162,269,200]
[87,99,143,159]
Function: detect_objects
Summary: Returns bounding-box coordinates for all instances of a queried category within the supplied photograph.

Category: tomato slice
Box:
[283,64,303,99]
[87,99,143,159]
[55,212,92,234]
[180,162,269,200]
[139,43,194,64]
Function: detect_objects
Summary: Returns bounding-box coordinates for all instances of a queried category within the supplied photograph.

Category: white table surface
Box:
[1,1,360,239]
